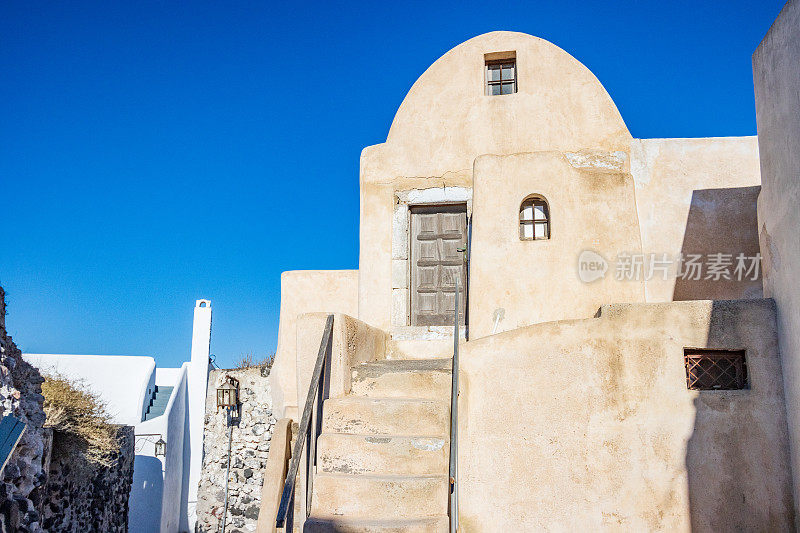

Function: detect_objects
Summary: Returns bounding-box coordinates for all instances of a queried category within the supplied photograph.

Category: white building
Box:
[24,299,213,533]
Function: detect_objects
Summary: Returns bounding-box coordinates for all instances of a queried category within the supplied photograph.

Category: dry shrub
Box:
[233,352,275,370]
[41,375,119,466]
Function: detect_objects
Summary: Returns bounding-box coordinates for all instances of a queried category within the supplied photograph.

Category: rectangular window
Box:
[684,349,748,390]
[486,58,516,96]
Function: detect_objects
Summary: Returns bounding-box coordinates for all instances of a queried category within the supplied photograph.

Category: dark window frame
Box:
[684,348,749,391]
[519,195,550,240]
[486,59,517,96]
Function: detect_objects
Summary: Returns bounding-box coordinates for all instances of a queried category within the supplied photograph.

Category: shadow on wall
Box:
[129,455,164,533]
[674,187,762,301]
[685,300,794,531]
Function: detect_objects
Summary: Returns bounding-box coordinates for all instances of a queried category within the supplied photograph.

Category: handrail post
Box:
[449,278,459,533]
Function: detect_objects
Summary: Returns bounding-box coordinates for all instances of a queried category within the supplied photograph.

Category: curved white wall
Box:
[130,363,189,533]
[23,353,156,425]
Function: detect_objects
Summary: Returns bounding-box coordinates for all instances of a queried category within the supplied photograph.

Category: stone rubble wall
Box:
[197,367,275,533]
[0,287,136,532]
[41,426,134,532]
[0,287,48,533]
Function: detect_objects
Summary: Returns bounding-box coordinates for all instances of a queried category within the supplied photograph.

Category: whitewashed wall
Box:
[23,353,155,425]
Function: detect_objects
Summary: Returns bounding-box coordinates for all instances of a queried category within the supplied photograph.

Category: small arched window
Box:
[519,195,550,240]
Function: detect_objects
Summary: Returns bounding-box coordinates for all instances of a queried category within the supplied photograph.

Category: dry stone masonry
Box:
[196,367,275,533]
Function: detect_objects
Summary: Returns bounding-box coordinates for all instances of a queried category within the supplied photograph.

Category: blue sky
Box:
[0,1,785,368]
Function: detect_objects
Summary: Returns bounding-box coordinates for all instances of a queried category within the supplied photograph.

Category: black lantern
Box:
[216,376,240,413]
[154,437,166,457]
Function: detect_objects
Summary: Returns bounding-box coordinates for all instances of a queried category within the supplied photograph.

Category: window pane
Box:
[501,64,515,80]
[534,204,546,220]
[489,83,502,96]
[487,66,501,82]
[521,205,534,222]
[522,223,534,239]
[501,82,515,95]
[535,222,548,239]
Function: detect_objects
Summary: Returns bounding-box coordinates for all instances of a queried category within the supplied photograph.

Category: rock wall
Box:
[0,287,48,533]
[41,426,134,532]
[197,367,275,533]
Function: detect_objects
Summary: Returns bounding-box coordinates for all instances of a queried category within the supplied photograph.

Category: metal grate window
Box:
[486,59,516,96]
[684,349,748,390]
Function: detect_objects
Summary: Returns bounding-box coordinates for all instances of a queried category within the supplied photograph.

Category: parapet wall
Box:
[458,298,793,531]
[196,367,276,533]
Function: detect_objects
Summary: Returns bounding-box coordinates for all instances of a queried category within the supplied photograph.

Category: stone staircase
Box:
[304,358,452,532]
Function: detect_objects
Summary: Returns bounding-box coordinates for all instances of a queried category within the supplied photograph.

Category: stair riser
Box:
[322,399,449,436]
[311,475,448,519]
[318,434,448,476]
[350,371,451,401]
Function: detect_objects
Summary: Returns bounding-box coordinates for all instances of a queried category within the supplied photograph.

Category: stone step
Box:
[317,433,448,476]
[309,473,449,520]
[304,516,449,532]
[322,397,449,436]
[351,359,452,401]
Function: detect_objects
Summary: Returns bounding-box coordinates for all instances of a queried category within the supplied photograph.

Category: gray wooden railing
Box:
[449,278,460,533]
[276,314,334,530]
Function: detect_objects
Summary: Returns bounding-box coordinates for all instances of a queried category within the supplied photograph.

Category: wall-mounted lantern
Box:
[216,376,240,421]
[154,437,166,457]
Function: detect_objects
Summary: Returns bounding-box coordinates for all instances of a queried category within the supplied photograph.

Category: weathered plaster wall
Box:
[753,0,800,521]
[358,31,632,333]
[196,368,275,533]
[271,270,358,419]
[0,287,48,533]
[41,426,134,533]
[630,136,763,302]
[458,299,793,531]
[469,151,644,339]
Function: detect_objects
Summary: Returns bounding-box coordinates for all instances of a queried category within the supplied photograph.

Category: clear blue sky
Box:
[0,1,785,368]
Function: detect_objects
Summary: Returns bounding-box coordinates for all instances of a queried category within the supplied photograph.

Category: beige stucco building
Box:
[265,26,797,532]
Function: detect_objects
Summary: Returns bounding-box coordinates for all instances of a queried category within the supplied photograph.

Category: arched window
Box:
[519,195,550,240]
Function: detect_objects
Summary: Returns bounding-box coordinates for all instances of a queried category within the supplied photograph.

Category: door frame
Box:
[390,187,472,338]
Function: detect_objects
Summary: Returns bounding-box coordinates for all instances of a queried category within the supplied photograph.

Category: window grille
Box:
[684,349,748,390]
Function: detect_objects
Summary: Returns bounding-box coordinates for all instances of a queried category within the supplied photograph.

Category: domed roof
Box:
[365,31,631,179]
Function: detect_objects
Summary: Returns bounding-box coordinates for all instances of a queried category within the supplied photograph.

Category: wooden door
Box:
[410,204,467,326]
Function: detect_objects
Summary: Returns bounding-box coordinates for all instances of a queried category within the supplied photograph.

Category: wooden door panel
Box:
[410,204,467,326]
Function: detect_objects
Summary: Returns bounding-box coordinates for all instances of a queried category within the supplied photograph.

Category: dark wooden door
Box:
[410,204,467,326]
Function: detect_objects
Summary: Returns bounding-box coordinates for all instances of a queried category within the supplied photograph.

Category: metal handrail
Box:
[449,278,460,533]
[276,314,334,530]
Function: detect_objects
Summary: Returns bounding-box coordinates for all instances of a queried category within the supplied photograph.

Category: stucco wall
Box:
[23,354,156,426]
[358,31,632,333]
[355,31,762,337]
[630,136,762,302]
[129,363,189,533]
[271,270,358,419]
[753,0,800,522]
[458,299,793,531]
[469,151,644,339]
